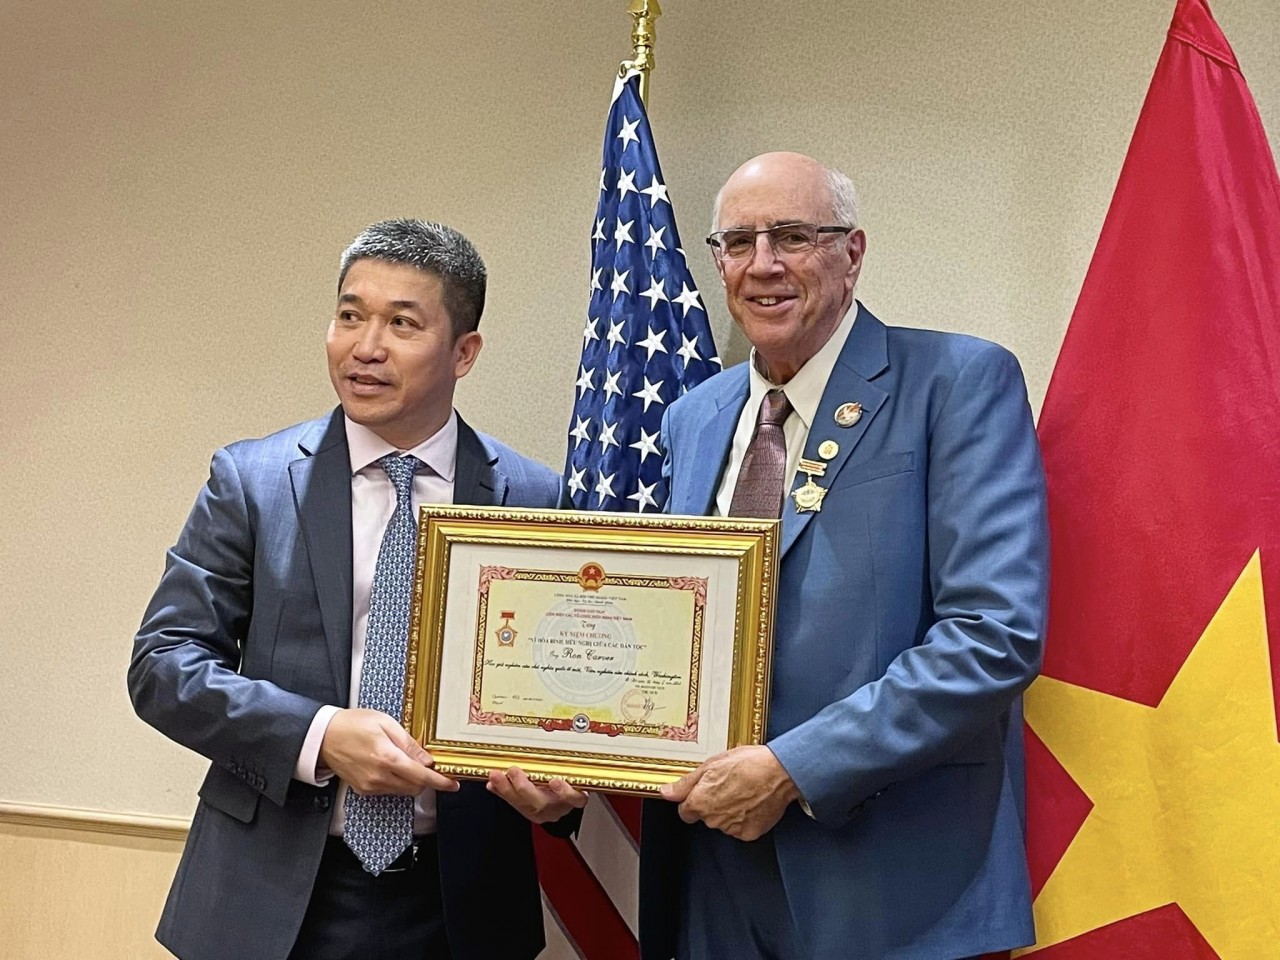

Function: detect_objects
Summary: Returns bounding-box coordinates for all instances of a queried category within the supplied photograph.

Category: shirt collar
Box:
[746,301,859,429]
[343,411,459,482]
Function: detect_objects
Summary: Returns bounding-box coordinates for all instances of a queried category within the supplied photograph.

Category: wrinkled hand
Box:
[319,708,459,796]
[660,745,801,841]
[487,766,588,824]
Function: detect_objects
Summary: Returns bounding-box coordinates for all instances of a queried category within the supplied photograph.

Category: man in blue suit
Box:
[129,219,582,960]
[639,153,1049,960]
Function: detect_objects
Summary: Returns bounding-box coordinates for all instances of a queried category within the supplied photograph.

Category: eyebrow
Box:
[720,220,810,231]
[337,293,421,311]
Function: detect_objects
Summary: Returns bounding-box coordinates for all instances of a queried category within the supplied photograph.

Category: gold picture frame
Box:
[403,506,778,795]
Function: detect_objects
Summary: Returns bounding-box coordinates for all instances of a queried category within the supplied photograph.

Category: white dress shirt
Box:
[294,412,459,835]
[714,304,858,516]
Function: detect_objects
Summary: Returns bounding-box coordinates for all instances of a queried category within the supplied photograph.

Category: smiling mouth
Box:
[748,295,793,306]
[346,374,393,395]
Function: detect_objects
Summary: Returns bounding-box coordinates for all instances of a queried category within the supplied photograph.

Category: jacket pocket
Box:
[828,451,915,491]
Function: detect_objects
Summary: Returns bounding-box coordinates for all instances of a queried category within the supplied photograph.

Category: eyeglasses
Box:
[705,223,854,262]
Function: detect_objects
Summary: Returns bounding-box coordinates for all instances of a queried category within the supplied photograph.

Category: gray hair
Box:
[711,158,861,231]
[824,166,860,228]
[338,219,487,336]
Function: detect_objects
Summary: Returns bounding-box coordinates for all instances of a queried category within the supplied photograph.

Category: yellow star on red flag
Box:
[1020,553,1280,957]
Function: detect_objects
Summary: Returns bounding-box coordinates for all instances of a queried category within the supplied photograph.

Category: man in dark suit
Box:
[129,219,583,960]
[639,153,1050,960]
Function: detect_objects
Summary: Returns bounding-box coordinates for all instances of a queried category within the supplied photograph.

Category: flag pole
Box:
[621,0,661,108]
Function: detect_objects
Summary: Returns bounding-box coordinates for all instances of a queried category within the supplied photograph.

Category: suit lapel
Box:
[678,374,749,516]
[454,417,503,507]
[780,305,892,558]
[289,409,355,700]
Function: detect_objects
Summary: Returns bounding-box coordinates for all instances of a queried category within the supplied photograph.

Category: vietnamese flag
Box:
[1018,0,1280,957]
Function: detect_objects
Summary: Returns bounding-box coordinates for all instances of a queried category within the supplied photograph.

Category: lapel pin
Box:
[817,440,839,460]
[834,402,863,428]
[791,458,829,514]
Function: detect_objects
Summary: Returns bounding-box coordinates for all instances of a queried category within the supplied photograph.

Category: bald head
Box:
[711,152,859,232]
[708,151,867,384]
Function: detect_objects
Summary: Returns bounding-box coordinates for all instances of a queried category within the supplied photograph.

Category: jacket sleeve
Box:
[127,446,325,806]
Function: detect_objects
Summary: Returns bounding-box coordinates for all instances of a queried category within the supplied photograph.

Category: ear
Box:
[453,331,483,379]
[845,229,867,289]
[715,257,728,287]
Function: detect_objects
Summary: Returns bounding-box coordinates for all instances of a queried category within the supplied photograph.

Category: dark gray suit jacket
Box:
[130,408,567,960]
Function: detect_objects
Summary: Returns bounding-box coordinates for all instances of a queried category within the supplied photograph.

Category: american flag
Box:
[562,71,721,514]
[536,70,721,960]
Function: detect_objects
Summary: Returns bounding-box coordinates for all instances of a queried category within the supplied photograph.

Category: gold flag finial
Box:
[620,0,662,107]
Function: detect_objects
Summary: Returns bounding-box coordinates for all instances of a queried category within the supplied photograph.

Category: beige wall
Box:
[0,807,184,959]
[2,0,1277,927]
[0,804,586,959]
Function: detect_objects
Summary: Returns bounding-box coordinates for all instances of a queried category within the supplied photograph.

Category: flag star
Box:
[582,317,600,349]
[599,168,607,192]
[569,416,592,448]
[602,369,624,401]
[630,428,661,463]
[616,168,638,200]
[598,419,621,452]
[575,365,596,397]
[606,319,627,348]
[592,218,607,242]
[616,116,641,150]
[567,466,587,496]
[677,334,702,365]
[673,282,704,317]
[632,376,666,412]
[610,269,631,302]
[645,225,667,258]
[591,268,603,292]
[614,218,635,251]
[594,471,617,505]
[640,277,668,310]
[628,479,660,512]
[637,325,668,360]
[640,175,670,208]
[710,354,723,368]
[1024,557,1280,959]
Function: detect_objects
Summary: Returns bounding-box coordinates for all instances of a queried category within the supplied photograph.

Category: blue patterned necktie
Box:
[344,453,423,874]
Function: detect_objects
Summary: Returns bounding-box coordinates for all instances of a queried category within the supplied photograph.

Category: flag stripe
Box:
[573,796,641,936]
[604,794,642,848]
[533,829,638,959]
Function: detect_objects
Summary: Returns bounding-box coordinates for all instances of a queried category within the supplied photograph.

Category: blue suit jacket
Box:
[129,408,566,960]
[640,305,1049,960]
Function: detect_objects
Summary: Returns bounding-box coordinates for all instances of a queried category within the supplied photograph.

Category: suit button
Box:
[314,794,332,812]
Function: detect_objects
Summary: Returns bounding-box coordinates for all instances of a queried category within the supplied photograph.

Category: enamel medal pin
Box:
[791,457,829,513]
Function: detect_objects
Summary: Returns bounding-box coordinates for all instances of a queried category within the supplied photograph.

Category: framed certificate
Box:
[403,506,778,795]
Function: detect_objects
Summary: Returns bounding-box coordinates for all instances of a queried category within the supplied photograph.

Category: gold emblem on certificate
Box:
[577,562,605,592]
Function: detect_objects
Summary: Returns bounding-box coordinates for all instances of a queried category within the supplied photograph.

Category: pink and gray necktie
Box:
[729,389,793,519]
